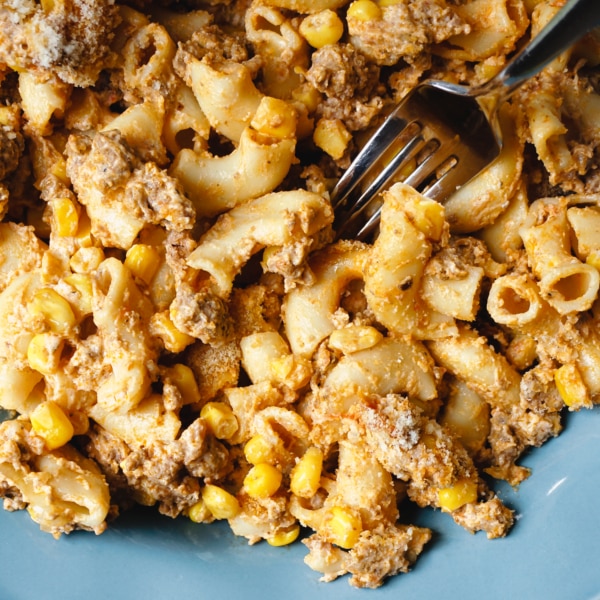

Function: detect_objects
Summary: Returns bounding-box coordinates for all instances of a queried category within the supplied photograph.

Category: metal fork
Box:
[331,0,600,241]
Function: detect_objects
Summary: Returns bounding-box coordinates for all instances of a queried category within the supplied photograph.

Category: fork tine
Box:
[330,107,411,211]
[336,131,461,241]
[334,123,425,235]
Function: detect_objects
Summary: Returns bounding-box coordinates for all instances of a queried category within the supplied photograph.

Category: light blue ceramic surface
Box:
[1,407,599,600]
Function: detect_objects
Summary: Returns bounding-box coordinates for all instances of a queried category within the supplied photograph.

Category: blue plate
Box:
[1,407,599,600]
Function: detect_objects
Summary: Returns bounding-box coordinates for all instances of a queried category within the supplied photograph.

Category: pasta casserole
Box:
[0,0,599,589]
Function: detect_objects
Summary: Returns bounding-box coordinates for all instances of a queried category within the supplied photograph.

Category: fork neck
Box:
[480,0,600,99]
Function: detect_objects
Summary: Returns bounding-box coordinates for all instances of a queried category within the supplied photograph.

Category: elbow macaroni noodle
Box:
[0,0,599,589]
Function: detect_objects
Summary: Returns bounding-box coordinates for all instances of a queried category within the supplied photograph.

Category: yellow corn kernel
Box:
[474,59,504,82]
[49,157,68,184]
[326,506,362,549]
[70,246,105,273]
[64,273,93,318]
[328,325,383,354]
[270,354,312,390]
[405,196,446,241]
[244,463,283,499]
[438,478,478,512]
[292,84,322,114]
[347,0,382,21]
[28,288,76,334]
[125,243,160,285]
[201,484,241,520]
[73,210,93,248]
[267,524,301,547]
[244,435,275,466]
[30,400,74,450]
[554,363,591,410]
[250,97,298,140]
[200,402,239,440]
[299,10,344,49]
[313,118,352,160]
[52,196,79,237]
[149,311,195,353]
[40,0,57,12]
[378,0,401,5]
[188,499,212,523]
[290,446,323,498]
[27,333,64,375]
[586,250,600,271]
[169,363,201,405]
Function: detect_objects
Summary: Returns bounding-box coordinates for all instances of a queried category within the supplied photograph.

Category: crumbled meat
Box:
[229,283,282,337]
[65,131,195,249]
[185,339,241,402]
[0,0,120,86]
[0,125,24,181]
[87,417,231,518]
[170,282,233,343]
[452,496,514,539]
[349,394,513,537]
[345,524,432,589]
[305,43,384,132]
[348,0,469,66]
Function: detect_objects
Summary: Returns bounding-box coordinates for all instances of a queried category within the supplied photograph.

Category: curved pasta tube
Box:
[334,440,398,527]
[519,197,599,314]
[92,258,155,414]
[478,180,528,263]
[322,337,439,414]
[186,190,334,297]
[251,406,311,468]
[567,85,600,142]
[525,85,579,187]
[18,72,70,134]
[487,273,543,327]
[530,1,573,72]
[440,378,490,457]
[573,324,600,399]
[102,97,168,165]
[566,201,600,261]
[426,323,521,412]
[364,183,439,334]
[0,272,44,414]
[89,393,181,447]
[245,4,308,97]
[224,381,284,444]
[122,22,176,98]
[33,448,110,534]
[150,7,212,44]
[240,331,311,390]
[162,82,210,157]
[171,127,296,217]
[437,0,528,61]
[443,103,523,234]
[0,424,109,537]
[290,439,398,545]
[0,363,43,415]
[283,240,369,357]
[422,263,484,323]
[186,56,264,143]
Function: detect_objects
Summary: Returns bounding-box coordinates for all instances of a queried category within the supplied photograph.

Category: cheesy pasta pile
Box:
[0,0,599,589]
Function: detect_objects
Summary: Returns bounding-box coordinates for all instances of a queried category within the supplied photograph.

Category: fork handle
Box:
[489,0,600,96]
